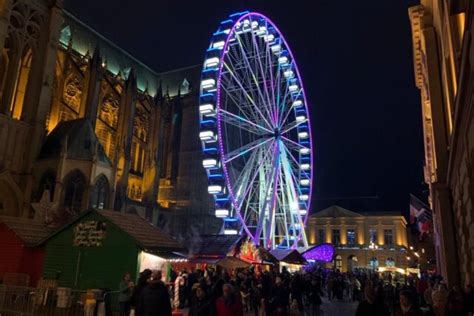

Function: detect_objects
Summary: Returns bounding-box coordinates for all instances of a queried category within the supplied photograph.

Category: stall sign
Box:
[73,221,107,247]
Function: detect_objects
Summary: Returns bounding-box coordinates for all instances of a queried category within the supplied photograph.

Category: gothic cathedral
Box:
[0,0,221,236]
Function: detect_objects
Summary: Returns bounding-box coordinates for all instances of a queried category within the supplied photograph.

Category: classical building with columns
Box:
[0,0,220,236]
[408,0,473,286]
[306,206,409,273]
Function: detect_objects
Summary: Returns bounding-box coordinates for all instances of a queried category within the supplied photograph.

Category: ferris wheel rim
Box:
[201,11,314,248]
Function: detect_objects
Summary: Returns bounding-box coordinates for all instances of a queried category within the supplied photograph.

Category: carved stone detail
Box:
[133,104,149,141]
[99,82,119,128]
[62,72,82,112]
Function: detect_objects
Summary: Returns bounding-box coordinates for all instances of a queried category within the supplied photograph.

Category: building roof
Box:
[311,205,364,218]
[39,209,184,252]
[0,216,51,246]
[61,11,200,98]
[270,248,307,264]
[38,118,111,164]
[99,210,183,251]
[187,234,242,258]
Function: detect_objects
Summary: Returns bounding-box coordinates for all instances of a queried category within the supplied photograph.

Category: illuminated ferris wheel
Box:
[198,11,313,249]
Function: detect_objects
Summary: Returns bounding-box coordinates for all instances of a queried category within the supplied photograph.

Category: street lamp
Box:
[369,241,378,269]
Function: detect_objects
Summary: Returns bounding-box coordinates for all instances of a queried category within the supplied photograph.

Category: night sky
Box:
[66,0,425,216]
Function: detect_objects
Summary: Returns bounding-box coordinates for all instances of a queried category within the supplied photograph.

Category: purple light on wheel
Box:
[302,244,335,262]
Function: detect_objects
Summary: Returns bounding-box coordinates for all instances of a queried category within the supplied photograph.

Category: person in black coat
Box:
[355,284,389,316]
[189,285,212,316]
[131,269,152,315]
[137,270,171,316]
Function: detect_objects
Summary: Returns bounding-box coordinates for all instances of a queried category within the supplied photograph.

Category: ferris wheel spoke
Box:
[223,62,274,130]
[235,35,276,127]
[281,118,308,135]
[279,88,304,129]
[218,108,273,136]
[225,48,265,126]
[263,35,278,124]
[280,135,307,151]
[224,137,273,164]
[235,140,276,213]
[249,28,276,127]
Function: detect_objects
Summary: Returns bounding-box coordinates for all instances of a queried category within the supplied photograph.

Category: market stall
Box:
[40,209,185,290]
[0,216,51,286]
[270,248,307,272]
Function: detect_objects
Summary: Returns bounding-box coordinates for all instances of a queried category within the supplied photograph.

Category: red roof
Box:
[0,216,51,246]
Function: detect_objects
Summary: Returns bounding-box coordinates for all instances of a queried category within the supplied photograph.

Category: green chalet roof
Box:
[60,11,201,98]
[40,209,185,252]
[38,118,111,164]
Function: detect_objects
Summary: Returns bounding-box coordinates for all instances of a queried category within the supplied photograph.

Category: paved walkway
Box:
[179,297,358,316]
[319,297,358,315]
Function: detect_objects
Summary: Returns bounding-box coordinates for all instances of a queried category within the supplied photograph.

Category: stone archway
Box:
[348,255,358,271]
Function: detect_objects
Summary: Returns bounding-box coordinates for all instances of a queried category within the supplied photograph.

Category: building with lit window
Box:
[0,0,220,236]
[408,0,473,285]
[306,205,409,273]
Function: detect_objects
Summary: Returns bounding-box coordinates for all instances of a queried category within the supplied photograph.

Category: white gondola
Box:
[199,130,217,142]
[215,209,230,218]
[208,185,223,194]
[212,41,225,49]
[300,179,310,186]
[204,57,219,69]
[199,104,215,115]
[298,131,309,139]
[202,158,218,168]
[296,115,306,122]
[301,163,310,170]
[299,147,310,154]
[283,69,294,78]
[299,194,309,201]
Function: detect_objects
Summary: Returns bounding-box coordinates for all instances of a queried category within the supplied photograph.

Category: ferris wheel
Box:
[199,11,313,249]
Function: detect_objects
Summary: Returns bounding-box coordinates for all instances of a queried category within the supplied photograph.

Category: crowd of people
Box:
[116,266,474,316]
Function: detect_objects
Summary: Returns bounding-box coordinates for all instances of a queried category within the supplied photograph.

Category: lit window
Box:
[347,229,356,245]
[384,229,393,245]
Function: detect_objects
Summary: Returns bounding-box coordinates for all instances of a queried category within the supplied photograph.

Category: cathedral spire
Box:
[91,45,102,69]
[126,67,137,91]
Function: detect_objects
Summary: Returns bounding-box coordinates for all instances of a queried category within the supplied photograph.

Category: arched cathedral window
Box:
[89,175,109,210]
[35,170,56,202]
[0,0,44,119]
[63,170,86,214]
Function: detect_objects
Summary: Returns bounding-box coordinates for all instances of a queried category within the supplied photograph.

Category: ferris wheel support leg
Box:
[265,143,281,249]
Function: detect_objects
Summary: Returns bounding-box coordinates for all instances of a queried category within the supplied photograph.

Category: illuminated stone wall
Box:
[409,0,474,286]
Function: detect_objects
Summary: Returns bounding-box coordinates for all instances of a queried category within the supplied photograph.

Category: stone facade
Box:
[0,0,221,237]
[408,0,474,286]
[306,206,409,273]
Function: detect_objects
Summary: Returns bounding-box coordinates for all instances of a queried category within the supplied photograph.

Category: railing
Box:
[0,285,121,316]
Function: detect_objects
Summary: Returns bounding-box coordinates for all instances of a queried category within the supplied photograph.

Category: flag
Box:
[409,194,433,238]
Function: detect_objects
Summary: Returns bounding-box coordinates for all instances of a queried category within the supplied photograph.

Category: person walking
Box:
[137,270,171,316]
[131,269,152,316]
[215,283,243,316]
[355,284,389,316]
[189,285,212,316]
[393,290,423,316]
[424,289,449,316]
[118,272,134,316]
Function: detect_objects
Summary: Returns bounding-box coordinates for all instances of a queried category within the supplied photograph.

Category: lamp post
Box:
[369,241,378,269]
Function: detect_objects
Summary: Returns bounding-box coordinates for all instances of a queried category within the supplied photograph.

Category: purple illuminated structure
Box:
[302,243,335,262]
[199,11,313,249]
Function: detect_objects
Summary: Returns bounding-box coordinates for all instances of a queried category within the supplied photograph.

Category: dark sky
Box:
[66,0,425,216]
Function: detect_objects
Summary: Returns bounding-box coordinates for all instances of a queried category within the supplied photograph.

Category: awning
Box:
[217,256,251,269]
[270,248,307,265]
